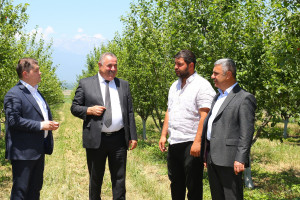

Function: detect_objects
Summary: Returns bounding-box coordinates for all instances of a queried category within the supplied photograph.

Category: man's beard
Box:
[176,66,189,79]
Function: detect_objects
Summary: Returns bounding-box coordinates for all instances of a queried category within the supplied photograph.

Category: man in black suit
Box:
[202,58,256,200]
[4,58,59,200]
[71,52,137,200]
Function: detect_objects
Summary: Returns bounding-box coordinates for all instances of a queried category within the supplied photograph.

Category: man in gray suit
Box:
[202,58,256,200]
[71,52,137,200]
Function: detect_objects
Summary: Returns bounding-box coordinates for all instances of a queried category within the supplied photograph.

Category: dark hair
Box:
[174,50,196,67]
[16,58,38,79]
[214,58,236,79]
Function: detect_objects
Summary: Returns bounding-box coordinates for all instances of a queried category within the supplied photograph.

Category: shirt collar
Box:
[98,72,105,83]
[20,80,38,93]
[178,71,197,86]
[218,82,238,95]
[98,72,114,84]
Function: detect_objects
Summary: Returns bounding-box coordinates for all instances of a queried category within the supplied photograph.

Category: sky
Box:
[13,0,135,84]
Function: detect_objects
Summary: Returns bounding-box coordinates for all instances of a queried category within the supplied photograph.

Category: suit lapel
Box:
[38,90,52,120]
[214,84,241,120]
[18,82,44,118]
[210,94,219,110]
[94,74,104,105]
[115,78,125,113]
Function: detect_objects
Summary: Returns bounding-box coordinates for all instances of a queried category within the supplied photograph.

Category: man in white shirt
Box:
[159,50,216,200]
[71,52,137,200]
[4,58,59,199]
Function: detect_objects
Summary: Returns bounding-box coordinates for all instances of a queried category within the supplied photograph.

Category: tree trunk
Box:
[151,106,163,132]
[283,117,289,139]
[244,156,254,189]
[142,118,147,140]
[252,114,272,145]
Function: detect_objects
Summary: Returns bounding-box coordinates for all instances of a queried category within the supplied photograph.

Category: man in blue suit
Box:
[4,58,59,200]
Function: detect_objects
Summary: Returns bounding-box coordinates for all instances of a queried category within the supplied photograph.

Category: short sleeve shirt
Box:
[167,72,216,145]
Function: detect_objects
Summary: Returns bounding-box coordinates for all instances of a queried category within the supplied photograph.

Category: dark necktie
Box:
[104,80,112,127]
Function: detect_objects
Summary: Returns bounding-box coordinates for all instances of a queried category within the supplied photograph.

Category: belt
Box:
[102,128,124,136]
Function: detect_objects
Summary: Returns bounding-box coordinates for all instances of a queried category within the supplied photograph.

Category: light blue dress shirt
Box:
[207,82,238,141]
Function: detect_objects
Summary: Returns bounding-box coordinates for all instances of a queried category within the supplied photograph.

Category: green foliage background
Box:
[0,0,64,111]
[77,0,299,141]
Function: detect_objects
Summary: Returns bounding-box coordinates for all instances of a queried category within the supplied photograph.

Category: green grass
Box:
[0,131,11,200]
[0,101,299,199]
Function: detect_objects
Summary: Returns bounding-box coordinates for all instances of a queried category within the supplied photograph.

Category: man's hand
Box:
[159,110,169,152]
[42,121,59,131]
[190,141,201,157]
[159,136,168,152]
[87,105,106,116]
[129,140,137,150]
[189,107,209,157]
[234,161,245,175]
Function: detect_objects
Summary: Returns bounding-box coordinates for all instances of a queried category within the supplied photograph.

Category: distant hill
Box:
[62,82,76,90]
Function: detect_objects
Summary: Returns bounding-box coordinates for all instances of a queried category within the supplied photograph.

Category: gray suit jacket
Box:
[202,84,256,167]
[70,74,137,149]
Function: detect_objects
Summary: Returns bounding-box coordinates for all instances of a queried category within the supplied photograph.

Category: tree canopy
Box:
[0,0,64,111]
[78,0,299,140]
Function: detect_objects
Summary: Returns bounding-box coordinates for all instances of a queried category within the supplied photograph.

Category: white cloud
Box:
[54,33,107,55]
[74,34,88,40]
[45,26,55,35]
[27,26,107,56]
[72,33,106,42]
[93,34,105,40]
[28,26,55,41]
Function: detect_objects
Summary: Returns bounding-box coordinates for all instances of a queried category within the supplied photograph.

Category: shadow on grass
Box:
[258,125,300,146]
[0,134,11,188]
[0,135,9,166]
[137,132,300,199]
[285,136,300,146]
[250,167,300,199]
[137,134,168,163]
[135,123,300,199]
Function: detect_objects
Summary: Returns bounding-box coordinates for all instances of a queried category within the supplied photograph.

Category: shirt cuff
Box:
[40,122,44,130]
[199,103,212,109]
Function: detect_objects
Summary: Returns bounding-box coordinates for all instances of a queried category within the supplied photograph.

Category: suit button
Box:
[101,123,103,125]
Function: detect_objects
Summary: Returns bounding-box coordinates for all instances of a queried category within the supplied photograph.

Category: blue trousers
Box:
[10,155,45,200]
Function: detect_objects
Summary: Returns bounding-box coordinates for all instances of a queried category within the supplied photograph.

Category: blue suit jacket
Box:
[4,81,54,160]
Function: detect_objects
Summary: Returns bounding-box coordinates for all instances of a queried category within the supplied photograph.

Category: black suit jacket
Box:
[202,84,256,167]
[71,74,137,149]
[4,81,54,160]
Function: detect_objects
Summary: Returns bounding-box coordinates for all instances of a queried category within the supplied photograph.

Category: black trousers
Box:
[10,155,45,200]
[86,130,127,200]
[207,152,243,200]
[167,141,204,200]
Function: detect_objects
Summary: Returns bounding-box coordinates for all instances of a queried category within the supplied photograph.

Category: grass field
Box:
[0,101,299,199]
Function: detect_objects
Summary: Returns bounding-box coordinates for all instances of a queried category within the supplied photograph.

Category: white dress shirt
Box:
[98,73,124,132]
[207,82,238,140]
[20,80,49,138]
[167,72,216,145]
